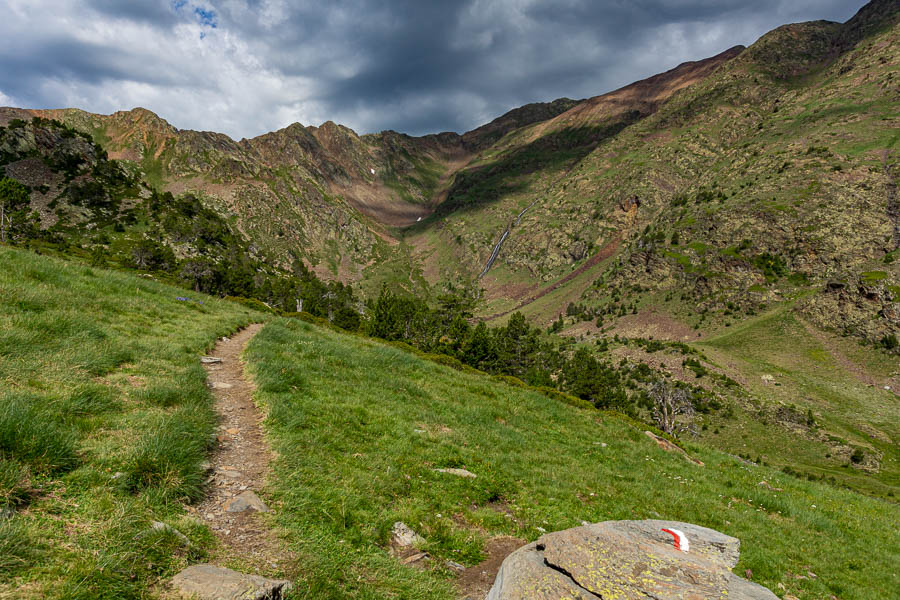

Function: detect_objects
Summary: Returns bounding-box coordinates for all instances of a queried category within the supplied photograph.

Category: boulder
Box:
[486,520,778,600]
[171,564,291,600]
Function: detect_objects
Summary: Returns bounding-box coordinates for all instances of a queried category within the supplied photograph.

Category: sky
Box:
[0,0,867,139]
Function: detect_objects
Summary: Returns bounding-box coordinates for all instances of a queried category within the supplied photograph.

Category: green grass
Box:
[247,317,900,600]
[0,246,264,598]
[699,308,899,497]
[860,270,888,282]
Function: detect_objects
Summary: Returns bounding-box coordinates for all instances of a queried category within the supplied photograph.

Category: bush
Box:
[0,394,79,474]
[880,333,898,351]
[535,386,594,410]
[224,296,277,314]
[493,374,526,388]
[752,252,787,279]
[682,358,708,378]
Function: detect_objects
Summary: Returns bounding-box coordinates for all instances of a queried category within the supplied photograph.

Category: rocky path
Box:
[171,324,294,599]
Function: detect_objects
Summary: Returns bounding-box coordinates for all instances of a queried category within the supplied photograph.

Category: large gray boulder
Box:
[486,520,777,600]
[171,564,292,600]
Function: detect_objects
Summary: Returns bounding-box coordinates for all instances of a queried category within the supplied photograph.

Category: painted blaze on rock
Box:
[486,519,777,600]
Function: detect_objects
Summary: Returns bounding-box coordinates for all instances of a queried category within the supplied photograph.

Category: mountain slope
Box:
[0,42,743,292]
[0,246,263,598]
[410,0,899,346]
[1,245,897,599]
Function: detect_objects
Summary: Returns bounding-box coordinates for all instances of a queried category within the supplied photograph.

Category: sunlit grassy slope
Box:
[697,307,900,498]
[247,318,900,600]
[0,247,264,599]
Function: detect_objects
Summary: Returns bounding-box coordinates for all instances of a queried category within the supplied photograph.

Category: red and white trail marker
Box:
[661,528,690,552]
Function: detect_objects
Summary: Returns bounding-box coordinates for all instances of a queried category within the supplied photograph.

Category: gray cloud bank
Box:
[0,0,865,138]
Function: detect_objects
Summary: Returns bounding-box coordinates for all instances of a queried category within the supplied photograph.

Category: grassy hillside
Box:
[0,247,264,598]
[246,317,899,600]
[696,307,899,497]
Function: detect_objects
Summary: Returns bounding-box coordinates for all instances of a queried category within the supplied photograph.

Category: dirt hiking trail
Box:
[189,323,293,576]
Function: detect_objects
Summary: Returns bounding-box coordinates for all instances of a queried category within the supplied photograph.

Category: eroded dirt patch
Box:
[457,536,526,600]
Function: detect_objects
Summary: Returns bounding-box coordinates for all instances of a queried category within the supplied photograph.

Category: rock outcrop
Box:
[486,520,777,600]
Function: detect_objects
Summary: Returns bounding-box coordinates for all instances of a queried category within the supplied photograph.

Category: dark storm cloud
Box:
[0,0,867,138]
[85,0,180,25]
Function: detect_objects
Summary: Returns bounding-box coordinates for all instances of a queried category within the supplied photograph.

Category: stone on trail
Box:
[211,381,234,389]
[486,519,778,600]
[401,552,429,565]
[434,467,477,478]
[225,490,269,513]
[445,559,465,572]
[201,356,223,364]
[171,564,291,600]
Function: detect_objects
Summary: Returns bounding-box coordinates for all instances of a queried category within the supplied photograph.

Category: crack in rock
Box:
[537,544,604,600]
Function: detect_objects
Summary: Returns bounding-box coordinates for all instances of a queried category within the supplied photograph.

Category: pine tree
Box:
[465,322,495,370]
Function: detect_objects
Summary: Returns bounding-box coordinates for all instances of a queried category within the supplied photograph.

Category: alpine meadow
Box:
[0,1,898,599]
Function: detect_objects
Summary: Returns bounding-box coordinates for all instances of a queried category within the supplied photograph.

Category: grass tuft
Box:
[0,393,80,474]
[120,410,212,502]
[0,518,39,575]
[0,458,31,508]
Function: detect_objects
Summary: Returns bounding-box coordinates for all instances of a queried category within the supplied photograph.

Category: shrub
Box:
[535,386,594,410]
[493,374,526,388]
[880,333,898,351]
[224,296,277,314]
[752,252,787,279]
[682,358,708,378]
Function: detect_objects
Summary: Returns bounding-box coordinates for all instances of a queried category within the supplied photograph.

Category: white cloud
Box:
[0,89,16,106]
